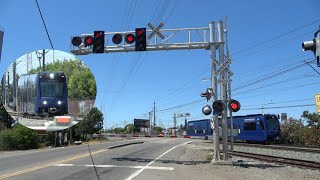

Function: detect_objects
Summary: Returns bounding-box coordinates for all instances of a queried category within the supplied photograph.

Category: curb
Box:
[108,141,144,149]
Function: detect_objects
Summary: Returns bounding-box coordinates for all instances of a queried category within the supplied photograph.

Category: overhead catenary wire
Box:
[241,104,314,110]
[233,61,310,91]
[35,0,54,50]
[241,98,314,108]
[231,19,320,56]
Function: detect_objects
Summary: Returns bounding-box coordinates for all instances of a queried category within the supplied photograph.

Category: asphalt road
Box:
[0,138,194,180]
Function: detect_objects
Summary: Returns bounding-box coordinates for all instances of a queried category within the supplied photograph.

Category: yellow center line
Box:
[0,149,107,179]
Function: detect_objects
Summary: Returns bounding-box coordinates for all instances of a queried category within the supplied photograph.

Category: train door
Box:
[256,120,267,142]
[243,120,258,141]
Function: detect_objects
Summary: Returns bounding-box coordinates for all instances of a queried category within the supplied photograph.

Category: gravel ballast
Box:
[171,139,320,180]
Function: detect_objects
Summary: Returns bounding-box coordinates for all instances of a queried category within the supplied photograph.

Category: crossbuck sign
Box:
[147,22,165,40]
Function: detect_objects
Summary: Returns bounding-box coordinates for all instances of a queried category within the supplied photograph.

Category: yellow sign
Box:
[315,94,320,113]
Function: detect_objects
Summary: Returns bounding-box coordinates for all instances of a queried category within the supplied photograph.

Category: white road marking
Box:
[125,141,192,180]
[53,164,174,171]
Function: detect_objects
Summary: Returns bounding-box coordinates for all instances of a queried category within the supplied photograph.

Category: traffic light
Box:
[212,100,225,113]
[135,28,146,51]
[302,30,320,66]
[93,31,105,53]
[228,99,241,112]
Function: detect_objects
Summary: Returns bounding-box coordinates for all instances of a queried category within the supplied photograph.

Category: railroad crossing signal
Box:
[147,22,165,39]
[214,58,232,76]
[202,105,212,115]
[315,94,320,113]
[302,29,320,66]
[228,99,241,112]
[93,31,105,53]
[135,28,146,51]
[200,88,212,101]
[212,100,225,113]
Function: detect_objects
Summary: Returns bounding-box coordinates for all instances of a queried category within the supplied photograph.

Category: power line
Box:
[35,0,54,50]
[237,81,320,100]
[157,99,203,112]
[241,104,314,110]
[233,72,314,95]
[231,19,320,56]
[233,61,309,91]
[242,98,314,108]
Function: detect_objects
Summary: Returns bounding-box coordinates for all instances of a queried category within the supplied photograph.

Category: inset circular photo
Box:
[0,50,96,131]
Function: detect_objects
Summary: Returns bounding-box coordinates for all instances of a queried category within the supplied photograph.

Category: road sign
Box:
[217,79,232,84]
[224,68,233,76]
[147,22,165,39]
[214,58,231,76]
[315,94,320,113]
[213,59,221,66]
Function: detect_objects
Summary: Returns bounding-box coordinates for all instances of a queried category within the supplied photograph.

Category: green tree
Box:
[124,124,135,134]
[28,59,96,100]
[155,126,163,133]
[75,107,103,140]
[0,125,39,150]
[0,102,14,128]
[302,111,320,128]
[280,117,306,144]
[113,127,125,134]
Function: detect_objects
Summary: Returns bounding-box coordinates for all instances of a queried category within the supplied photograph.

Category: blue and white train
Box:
[17,71,68,117]
[187,114,281,143]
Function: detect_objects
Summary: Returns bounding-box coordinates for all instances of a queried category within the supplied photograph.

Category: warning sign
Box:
[315,94,320,113]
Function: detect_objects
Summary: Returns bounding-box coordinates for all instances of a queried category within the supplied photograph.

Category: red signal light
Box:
[84,36,93,46]
[125,34,135,44]
[231,103,238,110]
[137,29,144,35]
[228,99,241,112]
[94,31,102,38]
[93,31,105,53]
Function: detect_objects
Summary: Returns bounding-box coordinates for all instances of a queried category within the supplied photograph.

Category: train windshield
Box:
[40,82,64,97]
[266,117,279,130]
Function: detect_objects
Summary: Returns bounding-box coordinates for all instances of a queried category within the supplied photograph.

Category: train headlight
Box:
[58,101,62,105]
[43,101,47,105]
[50,73,54,79]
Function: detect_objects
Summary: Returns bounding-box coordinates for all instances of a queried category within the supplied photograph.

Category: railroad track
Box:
[233,142,320,154]
[230,151,320,170]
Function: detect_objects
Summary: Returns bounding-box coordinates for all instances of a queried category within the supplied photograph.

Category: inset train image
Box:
[17,71,68,117]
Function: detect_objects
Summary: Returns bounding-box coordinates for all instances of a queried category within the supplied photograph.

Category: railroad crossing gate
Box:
[315,94,320,113]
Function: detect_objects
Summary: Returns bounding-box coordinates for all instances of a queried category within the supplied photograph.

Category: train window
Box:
[266,118,279,130]
[40,82,64,97]
[244,122,256,130]
[260,120,264,130]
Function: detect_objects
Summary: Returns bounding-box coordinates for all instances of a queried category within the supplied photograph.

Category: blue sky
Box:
[0,0,319,129]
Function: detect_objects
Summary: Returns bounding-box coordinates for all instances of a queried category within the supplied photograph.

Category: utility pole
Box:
[7,71,9,106]
[13,62,16,111]
[173,113,177,136]
[218,21,229,161]
[210,21,220,162]
[149,111,152,133]
[42,49,46,71]
[2,73,6,106]
[225,18,234,152]
[153,102,156,131]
